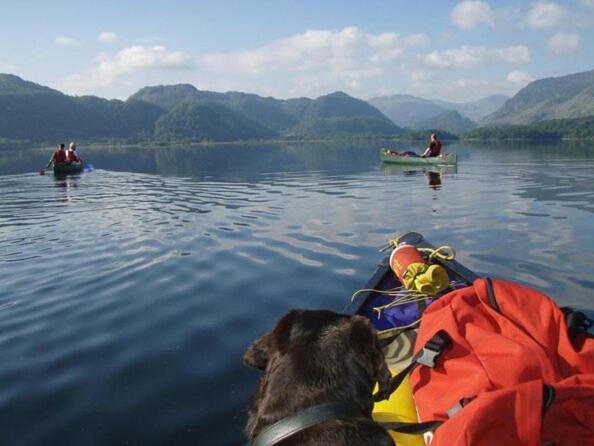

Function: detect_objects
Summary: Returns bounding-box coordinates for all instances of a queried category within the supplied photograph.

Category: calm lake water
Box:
[1,141,594,445]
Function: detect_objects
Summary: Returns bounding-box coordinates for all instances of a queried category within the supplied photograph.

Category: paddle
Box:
[39,155,54,175]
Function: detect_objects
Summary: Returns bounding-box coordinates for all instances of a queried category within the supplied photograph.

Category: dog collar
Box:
[250,402,365,446]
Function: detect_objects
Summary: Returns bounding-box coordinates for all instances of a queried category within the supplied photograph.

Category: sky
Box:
[1,0,593,102]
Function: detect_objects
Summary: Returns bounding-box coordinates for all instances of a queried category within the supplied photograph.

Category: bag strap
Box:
[561,307,594,339]
[378,419,443,435]
[484,277,500,312]
[375,330,451,401]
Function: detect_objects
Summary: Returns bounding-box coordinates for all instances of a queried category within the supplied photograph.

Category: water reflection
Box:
[380,163,457,190]
[1,142,387,179]
[53,174,81,203]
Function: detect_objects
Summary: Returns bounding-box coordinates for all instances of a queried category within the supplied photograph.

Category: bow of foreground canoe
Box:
[345,231,593,445]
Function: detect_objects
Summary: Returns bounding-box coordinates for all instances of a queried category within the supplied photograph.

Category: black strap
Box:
[485,277,500,312]
[561,307,593,339]
[542,384,556,417]
[375,330,451,401]
[379,419,443,435]
[250,402,364,446]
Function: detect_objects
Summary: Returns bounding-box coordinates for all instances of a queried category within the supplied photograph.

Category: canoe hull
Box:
[53,162,84,174]
[380,149,457,165]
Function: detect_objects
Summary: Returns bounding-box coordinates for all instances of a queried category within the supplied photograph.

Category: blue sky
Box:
[1,0,593,102]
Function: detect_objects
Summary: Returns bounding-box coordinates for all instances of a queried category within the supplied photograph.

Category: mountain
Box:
[131,84,312,132]
[154,99,275,141]
[0,74,162,141]
[369,93,510,127]
[0,73,62,96]
[208,92,304,131]
[368,94,447,128]
[288,92,403,137]
[129,84,199,111]
[434,95,509,122]
[481,70,594,126]
[414,110,475,135]
[136,87,401,139]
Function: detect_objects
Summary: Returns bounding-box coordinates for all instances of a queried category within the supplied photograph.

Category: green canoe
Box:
[53,162,84,174]
[380,148,457,165]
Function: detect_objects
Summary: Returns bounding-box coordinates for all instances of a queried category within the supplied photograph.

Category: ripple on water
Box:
[1,145,594,445]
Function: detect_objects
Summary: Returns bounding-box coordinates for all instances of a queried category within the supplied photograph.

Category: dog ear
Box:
[244,332,272,370]
[244,310,302,370]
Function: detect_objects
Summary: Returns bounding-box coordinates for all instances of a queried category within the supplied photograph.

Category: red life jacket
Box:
[54,150,66,163]
[66,150,79,162]
[429,139,441,157]
[405,278,594,445]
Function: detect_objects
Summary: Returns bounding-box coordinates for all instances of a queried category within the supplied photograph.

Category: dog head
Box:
[244,310,391,438]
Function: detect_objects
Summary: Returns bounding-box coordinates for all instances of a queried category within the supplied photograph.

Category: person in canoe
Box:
[421,133,441,158]
[50,143,67,165]
[66,142,82,164]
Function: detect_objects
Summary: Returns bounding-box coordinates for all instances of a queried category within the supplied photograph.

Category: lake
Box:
[1,141,594,445]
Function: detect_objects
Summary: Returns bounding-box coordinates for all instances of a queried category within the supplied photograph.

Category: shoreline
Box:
[7,135,594,152]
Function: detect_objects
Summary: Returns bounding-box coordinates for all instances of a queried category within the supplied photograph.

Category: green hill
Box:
[154,99,276,141]
[130,84,311,132]
[414,110,475,135]
[0,74,455,144]
[287,91,402,137]
[128,84,199,111]
[0,74,162,141]
[466,115,594,140]
[481,69,594,126]
[0,73,62,96]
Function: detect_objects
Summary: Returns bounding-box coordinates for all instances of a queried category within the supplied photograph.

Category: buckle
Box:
[416,330,451,368]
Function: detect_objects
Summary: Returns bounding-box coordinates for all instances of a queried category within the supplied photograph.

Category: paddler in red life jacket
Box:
[66,142,81,163]
[421,133,441,158]
[51,143,67,164]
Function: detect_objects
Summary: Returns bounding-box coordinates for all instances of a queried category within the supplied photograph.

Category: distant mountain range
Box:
[0,74,403,143]
[132,86,401,139]
[368,94,508,128]
[0,68,593,145]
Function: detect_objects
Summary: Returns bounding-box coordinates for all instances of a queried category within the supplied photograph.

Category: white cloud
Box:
[63,45,194,94]
[581,0,594,8]
[526,2,568,28]
[196,27,429,98]
[98,32,119,43]
[200,27,427,75]
[451,1,495,29]
[549,32,580,53]
[55,36,79,46]
[506,70,535,86]
[422,45,530,69]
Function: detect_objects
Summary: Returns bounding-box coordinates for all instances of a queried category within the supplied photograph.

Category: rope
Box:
[418,245,456,262]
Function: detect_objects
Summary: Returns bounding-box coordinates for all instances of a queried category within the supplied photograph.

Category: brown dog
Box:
[244,309,394,445]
